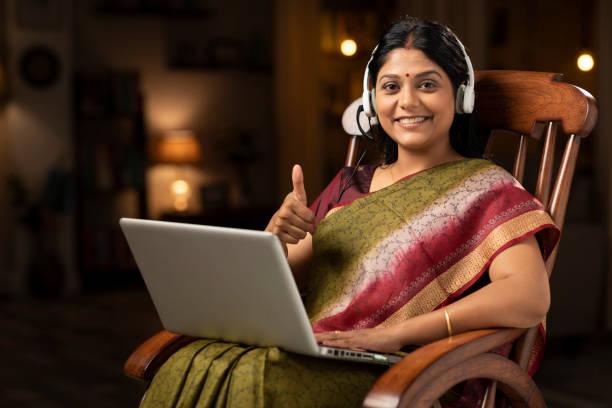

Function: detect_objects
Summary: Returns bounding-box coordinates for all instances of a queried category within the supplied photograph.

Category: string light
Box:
[340,39,357,56]
[577,53,594,72]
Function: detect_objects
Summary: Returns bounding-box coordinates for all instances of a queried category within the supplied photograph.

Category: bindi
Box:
[405,73,410,77]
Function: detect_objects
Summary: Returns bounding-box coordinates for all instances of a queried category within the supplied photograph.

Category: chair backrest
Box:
[344,70,598,371]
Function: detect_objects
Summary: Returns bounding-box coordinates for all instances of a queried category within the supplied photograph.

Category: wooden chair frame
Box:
[125,71,597,408]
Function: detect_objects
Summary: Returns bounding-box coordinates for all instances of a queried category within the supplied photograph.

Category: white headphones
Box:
[361,34,475,118]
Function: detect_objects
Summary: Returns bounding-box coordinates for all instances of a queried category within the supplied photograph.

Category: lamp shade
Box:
[156,130,202,163]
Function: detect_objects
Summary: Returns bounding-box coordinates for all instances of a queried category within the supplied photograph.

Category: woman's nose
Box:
[399,86,419,109]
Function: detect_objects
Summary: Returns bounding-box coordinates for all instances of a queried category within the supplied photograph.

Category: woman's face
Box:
[374,47,456,157]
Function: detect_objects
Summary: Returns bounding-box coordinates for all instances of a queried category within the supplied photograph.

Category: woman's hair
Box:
[368,16,484,164]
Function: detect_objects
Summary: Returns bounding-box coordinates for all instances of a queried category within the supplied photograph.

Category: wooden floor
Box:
[1,289,611,408]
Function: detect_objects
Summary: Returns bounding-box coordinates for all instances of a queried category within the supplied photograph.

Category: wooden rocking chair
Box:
[124,70,597,408]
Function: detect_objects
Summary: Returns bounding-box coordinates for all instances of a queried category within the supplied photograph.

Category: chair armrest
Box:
[124,330,197,381]
[363,327,525,408]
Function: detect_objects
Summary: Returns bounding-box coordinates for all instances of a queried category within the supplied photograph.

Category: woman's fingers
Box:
[276,206,313,232]
[283,193,316,223]
[315,332,367,351]
[275,225,307,244]
[276,231,300,245]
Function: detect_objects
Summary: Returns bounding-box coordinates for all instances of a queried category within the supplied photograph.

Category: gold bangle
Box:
[444,307,453,337]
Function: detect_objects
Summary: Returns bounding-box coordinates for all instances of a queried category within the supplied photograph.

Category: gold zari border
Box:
[376,210,555,328]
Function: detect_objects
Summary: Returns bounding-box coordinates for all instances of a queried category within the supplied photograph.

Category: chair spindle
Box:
[534,122,558,206]
[548,134,581,231]
[345,135,360,167]
[512,325,539,371]
[513,134,529,183]
[481,380,497,408]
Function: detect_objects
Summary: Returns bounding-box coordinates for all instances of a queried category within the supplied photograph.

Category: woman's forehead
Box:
[377,48,447,80]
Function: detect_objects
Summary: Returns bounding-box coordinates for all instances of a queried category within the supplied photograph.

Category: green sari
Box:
[142,159,558,408]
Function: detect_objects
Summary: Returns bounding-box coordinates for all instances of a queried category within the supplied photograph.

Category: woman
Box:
[142,17,558,408]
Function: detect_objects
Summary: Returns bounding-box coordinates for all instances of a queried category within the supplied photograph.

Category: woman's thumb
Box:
[291,164,307,204]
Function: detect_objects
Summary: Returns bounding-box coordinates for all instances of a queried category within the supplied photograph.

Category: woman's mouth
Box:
[395,116,430,130]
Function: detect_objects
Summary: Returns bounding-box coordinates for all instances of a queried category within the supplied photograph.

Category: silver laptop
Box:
[119,218,401,366]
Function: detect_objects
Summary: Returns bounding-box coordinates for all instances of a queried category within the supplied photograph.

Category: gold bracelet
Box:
[444,307,453,337]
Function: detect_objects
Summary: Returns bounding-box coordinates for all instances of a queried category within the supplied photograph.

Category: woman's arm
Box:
[265,164,315,286]
[316,235,550,352]
[286,233,313,289]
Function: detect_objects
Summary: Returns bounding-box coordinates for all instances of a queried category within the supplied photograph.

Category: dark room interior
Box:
[1,0,611,407]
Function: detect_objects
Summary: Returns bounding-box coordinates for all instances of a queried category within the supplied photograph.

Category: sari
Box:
[141,158,559,408]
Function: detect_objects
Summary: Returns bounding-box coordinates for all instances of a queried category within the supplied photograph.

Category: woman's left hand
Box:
[314,327,402,353]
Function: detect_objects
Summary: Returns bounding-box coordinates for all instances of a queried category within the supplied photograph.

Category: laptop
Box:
[119,218,401,366]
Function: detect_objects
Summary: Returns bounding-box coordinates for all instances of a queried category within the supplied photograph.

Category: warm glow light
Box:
[340,39,357,56]
[170,179,191,212]
[156,130,202,163]
[171,179,190,195]
[577,53,594,72]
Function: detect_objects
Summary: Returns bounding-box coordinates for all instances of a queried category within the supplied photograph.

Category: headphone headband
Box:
[452,35,475,114]
[362,45,378,118]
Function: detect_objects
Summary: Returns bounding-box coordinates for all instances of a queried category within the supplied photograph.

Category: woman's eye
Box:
[420,81,437,89]
[382,82,399,91]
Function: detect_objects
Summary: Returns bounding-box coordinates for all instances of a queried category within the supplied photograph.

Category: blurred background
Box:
[0,0,610,407]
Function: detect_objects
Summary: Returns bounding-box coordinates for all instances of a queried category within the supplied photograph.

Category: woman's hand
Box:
[315,327,403,354]
[265,164,315,257]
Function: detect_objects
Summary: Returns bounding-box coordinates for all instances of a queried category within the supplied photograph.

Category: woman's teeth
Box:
[397,117,427,124]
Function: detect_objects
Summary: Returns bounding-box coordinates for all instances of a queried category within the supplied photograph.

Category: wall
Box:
[3,0,77,295]
[274,0,322,199]
[0,0,8,291]
[73,0,275,219]
[596,0,612,330]
[395,0,488,69]
[0,102,10,294]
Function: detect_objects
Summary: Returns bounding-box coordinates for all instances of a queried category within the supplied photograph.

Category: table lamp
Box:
[156,130,202,212]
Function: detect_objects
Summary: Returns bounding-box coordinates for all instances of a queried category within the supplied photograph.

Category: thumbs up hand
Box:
[266,164,316,256]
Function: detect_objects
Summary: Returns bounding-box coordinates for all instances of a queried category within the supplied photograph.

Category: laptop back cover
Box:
[119,218,320,357]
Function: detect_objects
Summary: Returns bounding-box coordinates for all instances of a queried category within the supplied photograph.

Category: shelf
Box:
[74,70,147,291]
[166,64,273,73]
[95,6,211,19]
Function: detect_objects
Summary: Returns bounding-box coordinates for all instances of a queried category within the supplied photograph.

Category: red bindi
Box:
[405,73,410,77]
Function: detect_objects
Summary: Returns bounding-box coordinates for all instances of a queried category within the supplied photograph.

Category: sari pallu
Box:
[306,158,559,406]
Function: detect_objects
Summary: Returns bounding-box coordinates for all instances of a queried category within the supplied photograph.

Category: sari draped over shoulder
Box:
[141,158,559,408]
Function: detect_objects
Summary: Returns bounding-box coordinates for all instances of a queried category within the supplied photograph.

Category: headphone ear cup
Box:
[455,84,466,114]
[462,86,474,114]
[362,89,373,117]
[371,88,378,116]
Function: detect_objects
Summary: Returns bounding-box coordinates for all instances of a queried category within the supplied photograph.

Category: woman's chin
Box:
[391,135,433,151]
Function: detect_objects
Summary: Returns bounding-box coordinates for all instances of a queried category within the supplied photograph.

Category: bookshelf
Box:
[73,71,147,290]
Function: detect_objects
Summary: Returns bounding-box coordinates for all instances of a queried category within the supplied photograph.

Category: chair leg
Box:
[400,353,545,408]
[481,380,497,408]
[138,386,149,408]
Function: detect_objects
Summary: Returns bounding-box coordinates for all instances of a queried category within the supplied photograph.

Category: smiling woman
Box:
[140,17,559,408]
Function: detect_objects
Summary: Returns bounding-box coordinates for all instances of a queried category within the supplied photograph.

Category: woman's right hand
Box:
[265,164,315,256]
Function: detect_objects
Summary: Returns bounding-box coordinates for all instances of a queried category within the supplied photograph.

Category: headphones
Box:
[361,34,475,120]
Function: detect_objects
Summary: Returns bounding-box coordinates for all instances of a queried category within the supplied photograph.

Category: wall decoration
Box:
[19,46,62,89]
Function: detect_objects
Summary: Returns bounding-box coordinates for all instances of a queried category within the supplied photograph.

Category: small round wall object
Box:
[19,45,62,89]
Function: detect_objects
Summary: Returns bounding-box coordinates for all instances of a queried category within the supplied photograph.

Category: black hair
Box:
[368,16,484,164]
